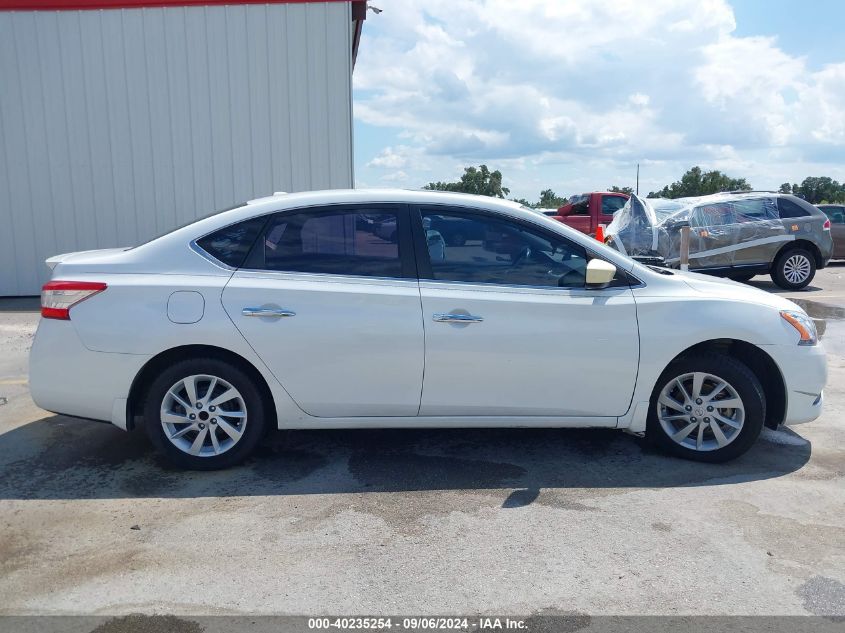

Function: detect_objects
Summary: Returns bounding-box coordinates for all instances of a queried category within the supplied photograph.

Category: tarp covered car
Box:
[605,192,833,289]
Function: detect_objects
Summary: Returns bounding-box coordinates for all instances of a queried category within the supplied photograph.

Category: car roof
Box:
[210,188,542,230]
[139,188,639,274]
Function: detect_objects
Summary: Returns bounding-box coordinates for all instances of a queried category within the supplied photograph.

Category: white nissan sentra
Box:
[30,189,826,469]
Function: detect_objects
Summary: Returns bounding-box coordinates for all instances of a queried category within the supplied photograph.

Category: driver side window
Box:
[419,208,587,288]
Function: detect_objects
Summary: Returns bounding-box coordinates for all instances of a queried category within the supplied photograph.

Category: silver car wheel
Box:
[160,374,247,457]
[657,372,745,452]
[783,253,812,285]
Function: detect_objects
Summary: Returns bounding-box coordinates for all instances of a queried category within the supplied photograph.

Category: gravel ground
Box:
[0,267,843,617]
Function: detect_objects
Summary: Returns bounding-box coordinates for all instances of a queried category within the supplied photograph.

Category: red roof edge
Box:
[351,0,365,70]
[0,0,357,10]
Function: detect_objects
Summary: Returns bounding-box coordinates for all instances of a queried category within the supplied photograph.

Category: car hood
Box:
[675,270,802,312]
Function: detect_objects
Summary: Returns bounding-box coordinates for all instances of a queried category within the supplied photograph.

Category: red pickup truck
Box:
[553,192,629,237]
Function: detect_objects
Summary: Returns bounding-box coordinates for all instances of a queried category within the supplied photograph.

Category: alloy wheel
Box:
[657,372,745,452]
[783,253,812,285]
[160,374,248,457]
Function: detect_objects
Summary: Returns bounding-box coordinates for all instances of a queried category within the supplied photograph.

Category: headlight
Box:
[780,310,818,346]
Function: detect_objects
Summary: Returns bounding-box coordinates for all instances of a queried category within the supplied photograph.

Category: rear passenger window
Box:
[195,216,267,267]
[826,207,845,224]
[247,207,403,278]
[601,195,627,215]
[778,198,811,218]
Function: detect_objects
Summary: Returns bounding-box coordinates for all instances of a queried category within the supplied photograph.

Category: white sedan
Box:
[30,189,826,469]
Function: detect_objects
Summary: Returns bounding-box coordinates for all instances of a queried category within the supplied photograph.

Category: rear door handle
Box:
[433,313,484,324]
[242,307,296,318]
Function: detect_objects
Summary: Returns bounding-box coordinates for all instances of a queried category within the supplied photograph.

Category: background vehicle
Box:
[553,192,630,236]
[30,190,826,470]
[426,214,486,246]
[606,193,833,289]
[817,204,845,259]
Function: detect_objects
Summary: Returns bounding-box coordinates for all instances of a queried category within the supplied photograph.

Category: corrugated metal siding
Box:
[0,2,353,295]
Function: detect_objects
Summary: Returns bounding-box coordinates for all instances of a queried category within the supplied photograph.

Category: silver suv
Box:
[606,192,834,289]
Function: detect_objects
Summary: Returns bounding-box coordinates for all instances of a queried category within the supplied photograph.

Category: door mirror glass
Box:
[585,259,617,288]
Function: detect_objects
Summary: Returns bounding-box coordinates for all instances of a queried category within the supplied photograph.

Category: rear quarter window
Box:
[195,216,268,267]
[777,198,811,219]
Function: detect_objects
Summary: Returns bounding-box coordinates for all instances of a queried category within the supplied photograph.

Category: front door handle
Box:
[433,312,484,324]
[242,307,296,318]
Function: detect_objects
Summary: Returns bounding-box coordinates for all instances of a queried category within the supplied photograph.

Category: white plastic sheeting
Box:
[606,193,794,268]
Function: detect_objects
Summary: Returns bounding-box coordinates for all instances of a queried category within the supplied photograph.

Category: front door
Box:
[221,204,424,417]
[413,206,639,418]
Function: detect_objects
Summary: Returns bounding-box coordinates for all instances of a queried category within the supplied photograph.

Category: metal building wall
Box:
[0,1,354,295]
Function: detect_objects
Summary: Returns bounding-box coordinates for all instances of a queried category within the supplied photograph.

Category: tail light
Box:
[823,219,831,231]
[41,281,107,320]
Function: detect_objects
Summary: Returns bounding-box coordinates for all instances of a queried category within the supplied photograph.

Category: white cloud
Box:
[367,146,410,169]
[629,93,650,107]
[380,170,409,183]
[354,0,845,198]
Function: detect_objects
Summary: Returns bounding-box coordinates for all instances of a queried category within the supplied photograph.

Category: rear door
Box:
[562,195,591,234]
[220,204,425,417]
[414,205,639,418]
[825,206,845,258]
[729,198,788,267]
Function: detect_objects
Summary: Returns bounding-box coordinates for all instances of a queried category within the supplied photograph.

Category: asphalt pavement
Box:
[0,266,843,617]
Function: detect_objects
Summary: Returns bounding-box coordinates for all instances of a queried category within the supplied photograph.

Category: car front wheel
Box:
[646,353,765,463]
[143,358,267,470]
[771,247,816,290]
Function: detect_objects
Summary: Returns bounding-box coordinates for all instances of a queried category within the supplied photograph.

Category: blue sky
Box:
[352,0,845,203]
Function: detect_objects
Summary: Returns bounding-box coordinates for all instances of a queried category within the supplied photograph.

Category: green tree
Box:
[647,166,752,198]
[424,164,510,198]
[609,185,634,195]
[792,177,845,204]
[778,183,792,194]
[510,197,534,207]
[537,189,567,208]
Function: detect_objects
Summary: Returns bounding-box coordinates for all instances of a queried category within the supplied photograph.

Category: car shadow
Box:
[0,415,811,501]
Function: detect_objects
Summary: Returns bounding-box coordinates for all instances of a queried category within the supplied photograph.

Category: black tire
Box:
[730,273,756,283]
[771,247,816,290]
[143,357,267,470]
[646,352,765,463]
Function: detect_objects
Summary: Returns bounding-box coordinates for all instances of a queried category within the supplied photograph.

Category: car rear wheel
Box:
[646,352,765,463]
[143,358,266,470]
[771,247,816,290]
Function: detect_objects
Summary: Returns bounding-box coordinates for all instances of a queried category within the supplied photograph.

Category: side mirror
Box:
[585,259,617,288]
[558,205,573,217]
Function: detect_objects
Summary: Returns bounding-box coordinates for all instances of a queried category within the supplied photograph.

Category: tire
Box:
[143,357,267,470]
[771,247,816,290]
[646,352,765,463]
[730,273,756,283]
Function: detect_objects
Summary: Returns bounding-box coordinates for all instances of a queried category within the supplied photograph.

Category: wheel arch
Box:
[662,338,786,429]
[125,344,278,431]
[777,239,823,268]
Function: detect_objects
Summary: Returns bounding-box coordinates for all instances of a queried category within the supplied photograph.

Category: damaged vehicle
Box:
[605,193,833,289]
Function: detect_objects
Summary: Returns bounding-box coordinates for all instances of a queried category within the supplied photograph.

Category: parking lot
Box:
[1,267,843,617]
